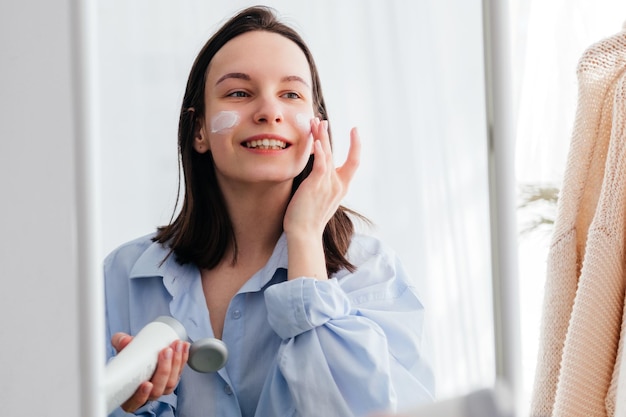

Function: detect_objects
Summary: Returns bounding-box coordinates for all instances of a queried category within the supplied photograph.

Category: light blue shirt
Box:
[104,232,434,417]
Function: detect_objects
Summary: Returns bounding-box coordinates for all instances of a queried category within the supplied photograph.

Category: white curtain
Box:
[95,0,495,401]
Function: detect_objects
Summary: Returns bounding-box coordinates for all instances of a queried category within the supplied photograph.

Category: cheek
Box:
[295,112,313,136]
[210,111,240,134]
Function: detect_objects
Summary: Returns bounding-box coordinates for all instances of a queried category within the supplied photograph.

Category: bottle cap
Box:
[188,338,229,373]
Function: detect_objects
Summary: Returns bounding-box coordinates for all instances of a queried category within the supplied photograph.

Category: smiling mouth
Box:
[244,138,289,150]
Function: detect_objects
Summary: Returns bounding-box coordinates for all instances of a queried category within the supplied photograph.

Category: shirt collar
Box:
[239,232,289,292]
[128,239,172,279]
[127,232,289,286]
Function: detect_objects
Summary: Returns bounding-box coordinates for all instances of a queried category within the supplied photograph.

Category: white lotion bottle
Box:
[103,316,187,414]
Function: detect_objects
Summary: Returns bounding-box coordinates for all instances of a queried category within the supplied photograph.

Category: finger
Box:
[173,340,190,377]
[336,127,361,184]
[312,121,334,176]
[304,117,318,155]
[111,333,133,353]
[181,341,190,373]
[309,117,320,141]
[310,118,328,148]
[147,347,174,400]
[310,116,321,136]
[164,341,189,394]
[316,120,333,160]
[322,121,334,167]
[311,140,328,176]
[121,381,152,413]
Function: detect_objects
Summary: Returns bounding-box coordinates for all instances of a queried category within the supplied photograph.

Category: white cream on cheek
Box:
[295,113,313,135]
[210,111,240,134]
[295,113,315,154]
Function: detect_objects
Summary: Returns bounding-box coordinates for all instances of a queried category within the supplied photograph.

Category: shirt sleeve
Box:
[107,400,175,417]
[261,238,435,417]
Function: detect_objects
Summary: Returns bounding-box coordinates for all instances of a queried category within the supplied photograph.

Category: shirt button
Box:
[232,310,241,319]
[224,384,233,395]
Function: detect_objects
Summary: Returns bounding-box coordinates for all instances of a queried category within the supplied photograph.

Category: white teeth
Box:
[245,139,287,150]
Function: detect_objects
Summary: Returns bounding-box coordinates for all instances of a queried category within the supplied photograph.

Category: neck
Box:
[219,181,291,265]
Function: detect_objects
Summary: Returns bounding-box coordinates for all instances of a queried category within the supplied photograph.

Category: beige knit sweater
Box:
[530,28,626,417]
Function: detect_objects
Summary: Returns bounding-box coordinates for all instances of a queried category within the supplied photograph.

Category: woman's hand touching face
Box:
[283,118,360,280]
[283,118,361,238]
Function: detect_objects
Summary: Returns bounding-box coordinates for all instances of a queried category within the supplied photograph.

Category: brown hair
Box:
[154,5,364,275]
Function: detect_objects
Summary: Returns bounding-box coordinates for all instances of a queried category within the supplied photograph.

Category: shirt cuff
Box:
[264,277,351,339]
[124,394,175,417]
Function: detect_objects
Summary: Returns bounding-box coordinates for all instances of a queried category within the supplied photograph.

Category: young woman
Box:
[105,6,434,417]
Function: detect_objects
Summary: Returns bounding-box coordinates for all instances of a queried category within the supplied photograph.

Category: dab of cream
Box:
[210,111,240,134]
[296,113,313,134]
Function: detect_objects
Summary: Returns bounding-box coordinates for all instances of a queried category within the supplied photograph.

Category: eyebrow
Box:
[215,72,250,86]
[281,75,311,88]
[215,72,310,88]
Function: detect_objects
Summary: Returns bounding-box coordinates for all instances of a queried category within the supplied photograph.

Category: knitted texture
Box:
[603,68,626,417]
[529,29,626,417]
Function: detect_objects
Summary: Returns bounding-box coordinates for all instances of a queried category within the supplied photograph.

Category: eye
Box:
[281,92,301,99]
[227,90,249,98]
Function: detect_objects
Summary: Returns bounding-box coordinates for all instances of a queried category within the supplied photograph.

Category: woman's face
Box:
[196,30,316,190]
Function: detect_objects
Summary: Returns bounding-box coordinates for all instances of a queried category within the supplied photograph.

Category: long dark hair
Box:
[154,5,364,275]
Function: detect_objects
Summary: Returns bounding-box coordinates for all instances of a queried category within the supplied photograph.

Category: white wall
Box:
[0,1,81,415]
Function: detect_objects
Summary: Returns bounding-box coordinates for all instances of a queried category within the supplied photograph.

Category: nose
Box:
[254,95,283,125]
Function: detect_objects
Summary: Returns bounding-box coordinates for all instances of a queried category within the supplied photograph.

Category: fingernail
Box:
[164,348,173,359]
[113,334,127,346]
[176,341,183,353]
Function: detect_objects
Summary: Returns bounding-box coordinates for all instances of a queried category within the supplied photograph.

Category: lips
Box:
[242,134,291,150]
[244,138,288,150]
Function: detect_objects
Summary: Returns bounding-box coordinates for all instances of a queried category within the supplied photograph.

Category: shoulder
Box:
[103,232,166,276]
[335,232,412,298]
[103,234,174,354]
[345,232,400,270]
